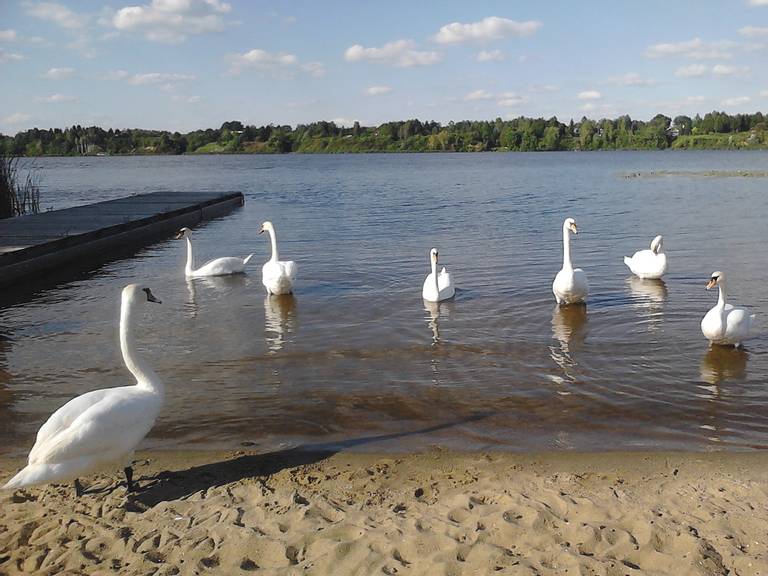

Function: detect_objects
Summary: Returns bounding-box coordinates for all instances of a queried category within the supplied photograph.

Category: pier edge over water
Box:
[0,191,244,287]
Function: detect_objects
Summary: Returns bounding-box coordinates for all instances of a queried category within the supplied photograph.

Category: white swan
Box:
[552,218,588,305]
[260,221,297,295]
[2,284,164,496]
[701,271,755,347]
[422,248,455,303]
[176,227,254,278]
[624,235,667,279]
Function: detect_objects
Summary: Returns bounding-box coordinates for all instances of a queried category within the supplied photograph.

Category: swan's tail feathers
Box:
[441,267,447,274]
[243,253,255,266]
[623,256,632,268]
[2,464,45,491]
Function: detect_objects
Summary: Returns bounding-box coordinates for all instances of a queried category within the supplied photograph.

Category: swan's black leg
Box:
[74,478,84,497]
[124,466,135,492]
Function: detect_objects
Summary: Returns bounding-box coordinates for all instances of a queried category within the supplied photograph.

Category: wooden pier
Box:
[0,191,244,287]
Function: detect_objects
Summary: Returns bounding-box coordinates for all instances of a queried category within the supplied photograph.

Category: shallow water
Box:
[1,151,766,455]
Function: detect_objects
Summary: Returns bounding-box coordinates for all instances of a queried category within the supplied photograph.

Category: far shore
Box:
[1,449,766,574]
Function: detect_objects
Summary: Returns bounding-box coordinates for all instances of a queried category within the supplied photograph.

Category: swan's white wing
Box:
[194,256,244,276]
[438,269,453,291]
[281,260,297,283]
[725,307,753,341]
[29,388,160,465]
[31,388,113,460]
[625,249,666,277]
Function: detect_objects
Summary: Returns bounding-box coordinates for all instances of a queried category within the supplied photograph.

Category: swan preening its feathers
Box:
[701,271,755,348]
[624,235,667,279]
[552,218,589,305]
[3,284,164,495]
[176,227,254,278]
[422,248,455,303]
[260,221,297,295]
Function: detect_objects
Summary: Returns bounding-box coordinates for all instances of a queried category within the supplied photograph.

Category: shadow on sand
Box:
[129,412,493,510]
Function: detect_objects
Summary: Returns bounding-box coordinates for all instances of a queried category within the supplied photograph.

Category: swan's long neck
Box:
[716,281,727,310]
[432,258,439,293]
[562,225,573,270]
[120,296,163,393]
[184,237,194,275]
[267,228,279,262]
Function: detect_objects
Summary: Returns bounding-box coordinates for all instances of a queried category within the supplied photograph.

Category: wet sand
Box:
[1,450,767,575]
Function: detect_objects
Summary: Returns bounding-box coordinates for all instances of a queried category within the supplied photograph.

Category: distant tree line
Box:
[2,111,767,156]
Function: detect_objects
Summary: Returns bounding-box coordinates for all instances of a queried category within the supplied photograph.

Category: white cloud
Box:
[300,61,326,78]
[761,89,768,97]
[434,16,541,44]
[25,2,89,29]
[722,96,751,106]
[675,63,751,78]
[0,29,18,42]
[229,48,318,77]
[113,0,231,43]
[363,85,393,96]
[35,93,78,103]
[127,72,195,85]
[739,26,768,37]
[528,84,559,93]
[581,103,596,112]
[476,49,504,62]
[2,112,32,125]
[344,39,441,68]
[464,89,493,101]
[607,72,655,86]
[712,64,750,77]
[645,37,735,60]
[577,90,601,100]
[497,92,527,107]
[42,66,75,79]
[171,94,201,104]
[102,69,130,80]
[675,63,707,77]
[330,117,358,127]
[0,49,24,63]
[749,0,768,5]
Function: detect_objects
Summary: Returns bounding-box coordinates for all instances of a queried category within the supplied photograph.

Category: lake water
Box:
[1,152,766,456]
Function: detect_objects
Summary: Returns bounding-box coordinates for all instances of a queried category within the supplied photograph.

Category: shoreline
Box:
[2,449,767,574]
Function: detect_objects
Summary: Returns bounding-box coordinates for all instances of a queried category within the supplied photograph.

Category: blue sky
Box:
[1,0,767,134]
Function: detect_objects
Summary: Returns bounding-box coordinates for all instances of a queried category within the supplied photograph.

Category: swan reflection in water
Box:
[423,299,454,345]
[626,276,667,331]
[264,294,298,353]
[700,345,748,387]
[549,304,588,380]
[185,275,247,318]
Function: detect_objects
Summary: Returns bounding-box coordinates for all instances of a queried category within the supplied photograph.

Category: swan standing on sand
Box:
[2,284,164,496]
[176,227,254,277]
[701,271,755,347]
[624,235,667,279]
[422,248,455,302]
[260,221,297,295]
[552,218,588,305]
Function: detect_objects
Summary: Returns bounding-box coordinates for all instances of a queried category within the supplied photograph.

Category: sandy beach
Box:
[1,449,766,575]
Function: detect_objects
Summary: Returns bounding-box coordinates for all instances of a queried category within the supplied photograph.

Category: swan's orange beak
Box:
[706,278,717,290]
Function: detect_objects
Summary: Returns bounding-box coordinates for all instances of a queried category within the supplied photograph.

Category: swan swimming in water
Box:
[422,248,455,303]
[700,271,755,348]
[2,284,164,496]
[176,227,254,278]
[260,221,297,295]
[624,235,667,279]
[552,218,588,305]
